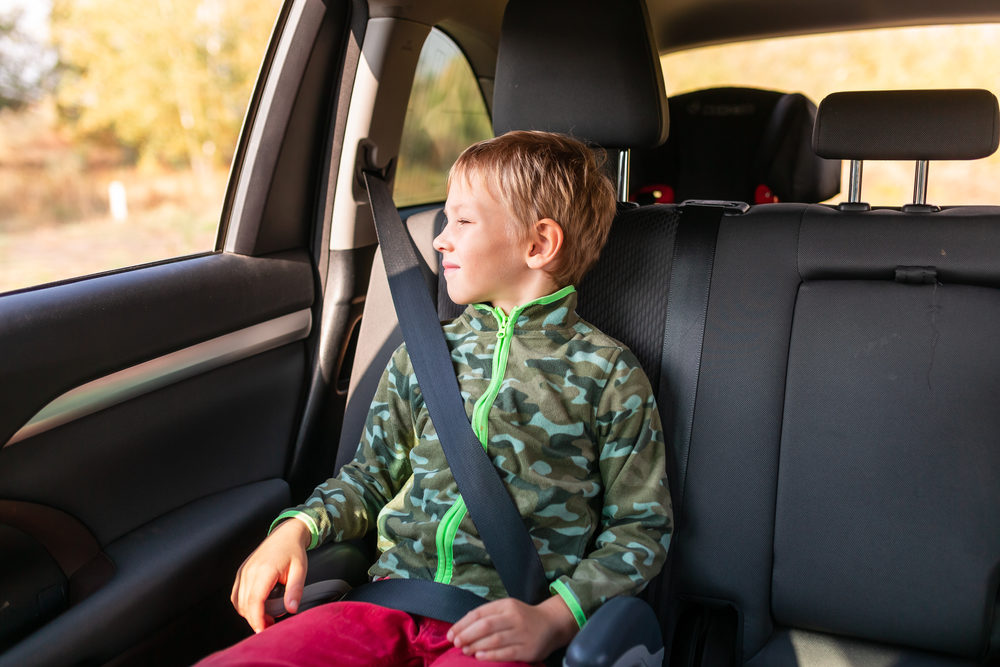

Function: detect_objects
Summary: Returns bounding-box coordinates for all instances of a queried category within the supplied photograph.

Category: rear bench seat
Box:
[579,89,1000,665]
[340,0,1000,662]
[667,89,1000,665]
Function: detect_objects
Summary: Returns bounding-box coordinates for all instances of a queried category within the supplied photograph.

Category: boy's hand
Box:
[447,595,579,662]
[230,518,312,633]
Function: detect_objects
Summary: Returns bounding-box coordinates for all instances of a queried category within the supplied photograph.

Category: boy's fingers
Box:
[245,600,268,634]
[448,608,475,635]
[450,604,514,648]
[283,557,306,614]
[247,572,281,633]
[238,569,278,633]
[461,628,508,652]
[230,569,243,608]
[473,646,521,663]
[448,605,488,644]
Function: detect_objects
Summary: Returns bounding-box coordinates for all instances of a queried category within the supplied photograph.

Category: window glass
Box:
[0,0,282,293]
[394,29,492,208]
[660,24,1000,205]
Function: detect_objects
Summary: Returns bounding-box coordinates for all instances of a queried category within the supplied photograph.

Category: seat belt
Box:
[658,202,736,517]
[343,171,549,620]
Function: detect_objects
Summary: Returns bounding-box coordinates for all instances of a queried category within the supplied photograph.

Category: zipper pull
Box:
[494,308,507,339]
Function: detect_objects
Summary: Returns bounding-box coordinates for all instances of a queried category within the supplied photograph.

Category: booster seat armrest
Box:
[304,539,372,586]
[564,597,664,667]
[265,539,374,617]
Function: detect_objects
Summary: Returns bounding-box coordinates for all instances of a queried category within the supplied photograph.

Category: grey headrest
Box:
[813,89,1000,160]
[493,0,668,150]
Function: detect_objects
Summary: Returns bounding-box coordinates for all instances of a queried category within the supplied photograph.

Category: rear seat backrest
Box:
[671,90,1000,665]
[630,87,841,204]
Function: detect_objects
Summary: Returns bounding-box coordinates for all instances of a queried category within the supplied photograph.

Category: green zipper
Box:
[431,286,575,584]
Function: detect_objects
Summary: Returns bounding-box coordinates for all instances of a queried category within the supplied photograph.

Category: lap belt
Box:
[343,578,487,624]
[350,171,549,616]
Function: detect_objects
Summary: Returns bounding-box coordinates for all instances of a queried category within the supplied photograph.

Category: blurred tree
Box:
[50,0,280,169]
[394,30,492,207]
[0,8,52,110]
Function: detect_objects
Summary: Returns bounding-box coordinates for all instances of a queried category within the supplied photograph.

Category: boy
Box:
[203,131,671,666]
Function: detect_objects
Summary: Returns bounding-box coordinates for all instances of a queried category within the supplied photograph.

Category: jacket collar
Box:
[463,285,579,332]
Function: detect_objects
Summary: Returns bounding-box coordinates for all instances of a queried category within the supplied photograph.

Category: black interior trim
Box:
[0,480,289,667]
[0,251,314,447]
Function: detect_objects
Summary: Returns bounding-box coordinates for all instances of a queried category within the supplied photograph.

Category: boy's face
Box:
[436,174,543,313]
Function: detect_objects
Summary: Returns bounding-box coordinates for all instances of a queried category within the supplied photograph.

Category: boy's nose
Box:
[433,229,450,252]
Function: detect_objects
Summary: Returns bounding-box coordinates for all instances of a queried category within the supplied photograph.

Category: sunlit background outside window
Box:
[0,0,281,293]
[661,24,1000,206]
[3,12,1000,294]
[393,29,493,208]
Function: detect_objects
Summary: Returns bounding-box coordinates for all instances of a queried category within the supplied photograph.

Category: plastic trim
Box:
[5,309,312,447]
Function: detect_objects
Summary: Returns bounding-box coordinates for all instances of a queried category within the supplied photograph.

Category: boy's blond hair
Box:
[448,130,617,287]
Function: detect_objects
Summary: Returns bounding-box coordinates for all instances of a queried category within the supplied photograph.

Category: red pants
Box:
[196,601,544,667]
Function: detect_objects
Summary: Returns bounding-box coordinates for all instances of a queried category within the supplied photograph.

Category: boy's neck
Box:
[487,272,563,314]
[485,284,573,316]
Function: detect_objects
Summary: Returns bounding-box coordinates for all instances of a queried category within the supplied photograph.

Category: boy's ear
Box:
[525,218,564,270]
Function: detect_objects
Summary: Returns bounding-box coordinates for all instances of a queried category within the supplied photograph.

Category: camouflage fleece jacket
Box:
[273,285,672,626]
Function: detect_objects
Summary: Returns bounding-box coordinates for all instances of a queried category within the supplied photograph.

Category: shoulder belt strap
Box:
[658,203,724,518]
[364,171,549,605]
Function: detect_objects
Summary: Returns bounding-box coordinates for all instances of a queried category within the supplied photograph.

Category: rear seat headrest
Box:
[493,0,668,150]
[813,89,1000,160]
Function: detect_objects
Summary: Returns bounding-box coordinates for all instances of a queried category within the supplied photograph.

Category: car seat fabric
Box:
[577,203,680,391]
[630,87,841,204]
[777,209,1000,658]
[676,205,1000,665]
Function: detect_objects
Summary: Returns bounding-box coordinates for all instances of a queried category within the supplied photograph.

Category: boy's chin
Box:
[445,287,474,306]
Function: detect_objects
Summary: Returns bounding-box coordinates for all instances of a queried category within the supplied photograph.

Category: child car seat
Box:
[630,86,841,204]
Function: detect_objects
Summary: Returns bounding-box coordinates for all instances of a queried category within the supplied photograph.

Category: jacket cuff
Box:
[269,510,321,550]
[550,577,589,628]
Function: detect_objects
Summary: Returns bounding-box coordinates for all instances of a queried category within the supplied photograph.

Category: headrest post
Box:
[848,160,864,203]
[913,160,929,206]
[617,149,631,203]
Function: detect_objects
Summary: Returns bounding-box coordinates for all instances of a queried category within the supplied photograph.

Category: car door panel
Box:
[0,251,313,445]
[0,251,315,664]
[0,0,362,661]
[0,480,287,666]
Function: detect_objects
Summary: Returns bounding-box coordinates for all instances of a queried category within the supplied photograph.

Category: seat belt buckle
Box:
[679,199,750,215]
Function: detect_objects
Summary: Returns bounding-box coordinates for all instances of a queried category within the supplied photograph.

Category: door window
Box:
[0,0,282,293]
[393,28,492,208]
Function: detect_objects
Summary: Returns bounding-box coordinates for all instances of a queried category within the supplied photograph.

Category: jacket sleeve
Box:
[549,349,673,625]
[270,345,417,549]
